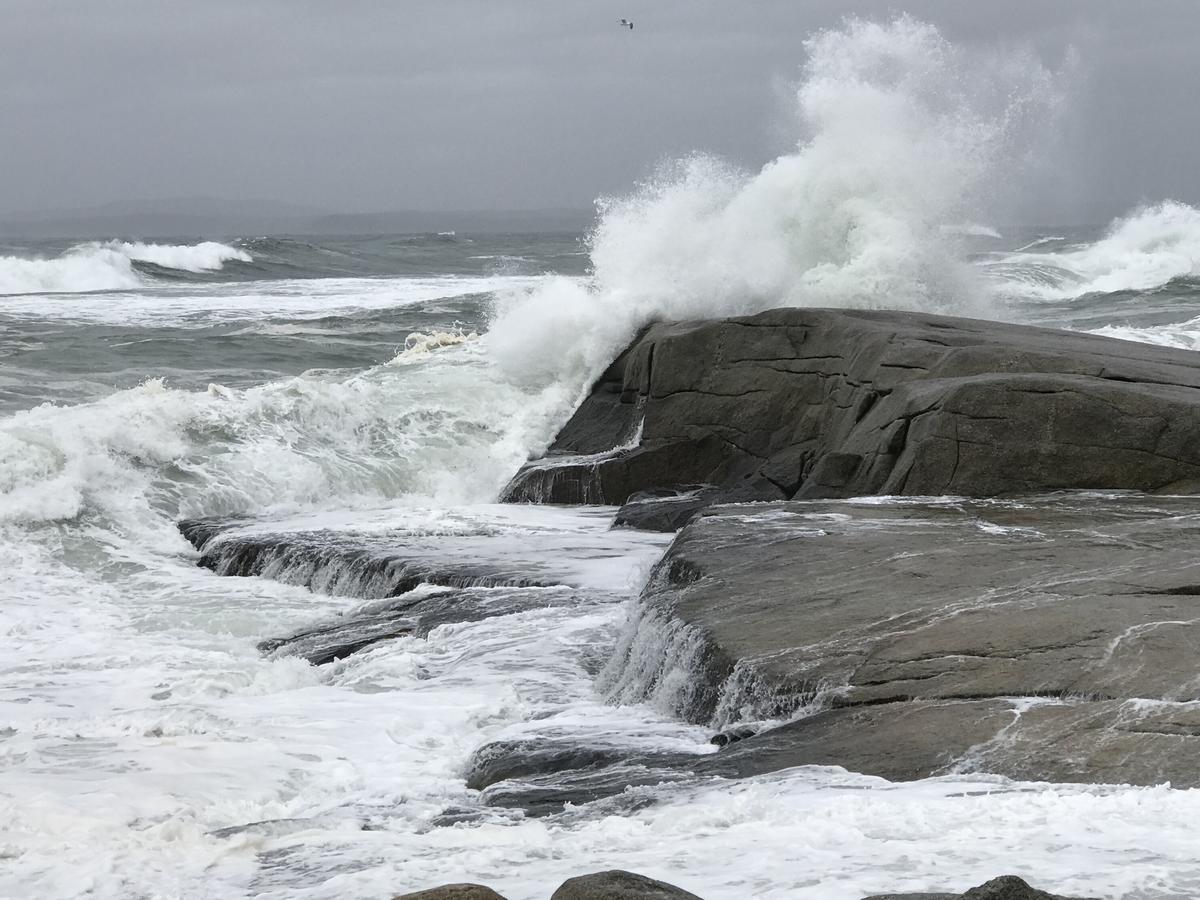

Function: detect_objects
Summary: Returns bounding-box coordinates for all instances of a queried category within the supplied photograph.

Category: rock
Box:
[612,482,782,532]
[863,874,1098,899]
[393,885,507,900]
[959,876,1094,899]
[501,308,1200,516]
[708,725,758,747]
[551,870,704,900]
[260,586,572,665]
[466,740,634,790]
[178,519,559,597]
[605,494,1200,787]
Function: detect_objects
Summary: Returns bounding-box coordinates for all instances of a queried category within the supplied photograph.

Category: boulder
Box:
[501,309,1200,515]
[551,870,704,900]
[863,874,1098,899]
[393,885,507,900]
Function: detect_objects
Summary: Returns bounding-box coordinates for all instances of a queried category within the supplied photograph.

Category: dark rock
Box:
[466,740,634,790]
[466,738,699,815]
[176,507,667,601]
[708,725,758,747]
[863,874,1098,899]
[606,494,1200,787]
[261,586,575,665]
[613,482,783,532]
[392,885,507,900]
[478,763,696,818]
[960,876,1095,899]
[179,525,559,598]
[550,870,704,900]
[502,308,1200,513]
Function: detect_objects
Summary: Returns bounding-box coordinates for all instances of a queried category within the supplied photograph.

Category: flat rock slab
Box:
[179,505,670,600]
[502,308,1200,511]
[608,494,1200,787]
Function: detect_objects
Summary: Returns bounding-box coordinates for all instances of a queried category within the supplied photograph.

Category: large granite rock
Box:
[501,309,1200,510]
[604,494,1200,787]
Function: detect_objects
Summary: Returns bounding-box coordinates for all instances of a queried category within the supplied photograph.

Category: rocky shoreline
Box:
[178,308,1200,898]
[393,871,1094,900]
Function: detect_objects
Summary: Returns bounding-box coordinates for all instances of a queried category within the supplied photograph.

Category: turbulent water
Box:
[8,17,1200,900]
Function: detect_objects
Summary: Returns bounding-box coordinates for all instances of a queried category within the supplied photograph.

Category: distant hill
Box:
[0,199,595,239]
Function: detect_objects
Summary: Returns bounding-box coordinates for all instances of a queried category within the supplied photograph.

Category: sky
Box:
[3,0,1199,223]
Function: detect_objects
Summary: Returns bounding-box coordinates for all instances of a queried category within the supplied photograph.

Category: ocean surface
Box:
[4,219,1200,900]
[8,17,1200,899]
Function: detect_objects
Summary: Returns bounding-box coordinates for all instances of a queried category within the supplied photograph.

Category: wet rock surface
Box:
[179,518,561,598]
[502,308,1200,513]
[636,494,1200,787]
[258,585,577,665]
[473,493,1200,808]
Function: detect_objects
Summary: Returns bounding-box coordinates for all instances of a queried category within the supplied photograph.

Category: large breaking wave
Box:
[984,200,1200,300]
[486,16,1069,388]
[0,240,251,295]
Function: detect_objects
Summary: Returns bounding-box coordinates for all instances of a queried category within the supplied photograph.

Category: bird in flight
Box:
[618,18,634,29]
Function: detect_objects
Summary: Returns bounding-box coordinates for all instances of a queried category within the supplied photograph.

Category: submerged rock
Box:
[502,308,1200,518]
[551,870,704,900]
[259,585,575,665]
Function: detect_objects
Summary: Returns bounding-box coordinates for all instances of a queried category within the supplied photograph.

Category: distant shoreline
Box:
[0,206,595,240]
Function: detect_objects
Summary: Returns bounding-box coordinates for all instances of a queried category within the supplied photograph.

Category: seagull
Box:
[618,18,633,29]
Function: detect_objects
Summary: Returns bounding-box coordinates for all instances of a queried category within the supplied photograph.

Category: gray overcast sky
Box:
[3,0,1199,222]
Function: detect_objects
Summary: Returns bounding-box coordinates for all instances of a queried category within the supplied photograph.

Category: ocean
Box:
[7,16,1200,900]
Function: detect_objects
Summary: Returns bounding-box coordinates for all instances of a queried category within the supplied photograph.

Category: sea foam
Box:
[988,200,1200,300]
[0,240,250,295]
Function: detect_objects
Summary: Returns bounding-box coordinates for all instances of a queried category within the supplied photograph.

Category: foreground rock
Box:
[550,871,703,900]
[624,494,1200,787]
[502,308,1200,513]
[474,493,1200,806]
[863,874,1097,899]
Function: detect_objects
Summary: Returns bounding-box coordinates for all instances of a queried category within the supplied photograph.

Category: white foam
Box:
[1086,315,1200,351]
[986,201,1200,300]
[0,274,546,324]
[387,329,480,364]
[0,240,250,295]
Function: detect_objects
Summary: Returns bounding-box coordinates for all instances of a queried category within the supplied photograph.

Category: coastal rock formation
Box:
[501,309,1200,511]
[612,494,1200,787]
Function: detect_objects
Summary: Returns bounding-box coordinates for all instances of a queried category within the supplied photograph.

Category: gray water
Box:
[3,219,1200,900]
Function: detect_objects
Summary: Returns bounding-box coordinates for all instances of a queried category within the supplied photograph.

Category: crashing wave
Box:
[485,15,1068,397]
[387,329,480,364]
[0,240,251,295]
[985,201,1200,300]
